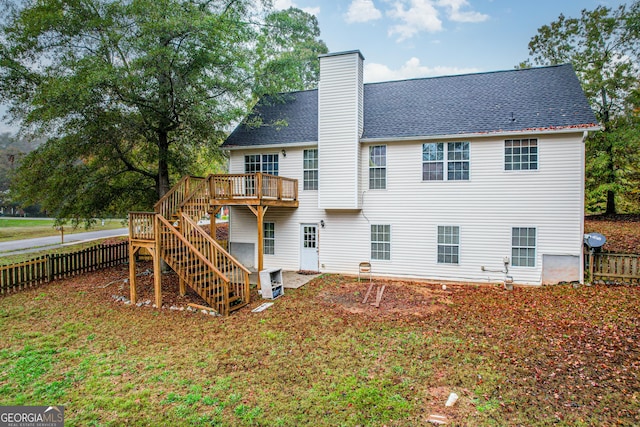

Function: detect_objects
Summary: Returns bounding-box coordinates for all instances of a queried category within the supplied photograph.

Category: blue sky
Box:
[276,0,628,82]
[0,0,629,134]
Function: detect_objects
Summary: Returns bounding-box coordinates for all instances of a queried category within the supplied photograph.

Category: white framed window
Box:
[437,226,459,264]
[447,142,469,180]
[422,143,444,181]
[303,149,318,190]
[505,139,538,171]
[263,222,275,255]
[369,145,386,189]
[371,225,391,260]
[422,142,469,181]
[244,154,279,176]
[512,227,536,267]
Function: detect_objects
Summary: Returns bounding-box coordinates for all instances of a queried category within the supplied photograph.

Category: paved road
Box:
[0,228,129,256]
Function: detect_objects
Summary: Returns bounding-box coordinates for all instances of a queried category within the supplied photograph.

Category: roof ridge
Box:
[363,63,573,87]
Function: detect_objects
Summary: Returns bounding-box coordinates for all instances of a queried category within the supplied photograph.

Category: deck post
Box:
[153,215,162,308]
[256,205,264,286]
[129,245,138,303]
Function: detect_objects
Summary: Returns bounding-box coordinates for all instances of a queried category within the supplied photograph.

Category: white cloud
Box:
[385,0,488,41]
[345,0,382,23]
[387,0,442,41]
[437,0,488,22]
[364,57,480,83]
[273,0,320,16]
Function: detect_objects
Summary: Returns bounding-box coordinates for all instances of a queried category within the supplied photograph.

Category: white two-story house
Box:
[221,50,599,285]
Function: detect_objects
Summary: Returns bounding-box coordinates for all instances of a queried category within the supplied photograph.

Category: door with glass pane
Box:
[300,224,318,271]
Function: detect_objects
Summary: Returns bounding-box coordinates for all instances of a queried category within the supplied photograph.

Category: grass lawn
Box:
[0,218,125,242]
[0,268,638,426]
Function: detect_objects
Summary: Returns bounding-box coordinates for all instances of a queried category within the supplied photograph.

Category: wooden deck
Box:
[208,173,298,207]
[127,173,298,315]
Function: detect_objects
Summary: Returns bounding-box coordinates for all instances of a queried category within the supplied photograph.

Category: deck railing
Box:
[129,212,156,241]
[210,173,297,202]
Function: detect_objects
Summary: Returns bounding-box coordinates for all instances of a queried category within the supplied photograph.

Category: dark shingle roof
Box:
[222,64,597,148]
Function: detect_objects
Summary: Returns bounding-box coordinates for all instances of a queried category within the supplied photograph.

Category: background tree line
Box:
[0,0,327,225]
[523,1,640,215]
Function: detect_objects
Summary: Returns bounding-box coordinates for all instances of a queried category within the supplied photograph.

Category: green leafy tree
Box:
[525,2,640,214]
[0,0,327,224]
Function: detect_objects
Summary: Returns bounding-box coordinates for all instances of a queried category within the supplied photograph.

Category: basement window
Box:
[437,226,460,264]
[371,224,391,260]
[263,222,275,255]
[512,227,536,267]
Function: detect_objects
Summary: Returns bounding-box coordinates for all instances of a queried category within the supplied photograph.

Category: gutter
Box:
[222,125,602,150]
[360,125,602,144]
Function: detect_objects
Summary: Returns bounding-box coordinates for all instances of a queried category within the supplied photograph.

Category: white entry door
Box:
[300,224,319,271]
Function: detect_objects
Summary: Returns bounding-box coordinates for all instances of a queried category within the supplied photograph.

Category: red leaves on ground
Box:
[585,214,640,254]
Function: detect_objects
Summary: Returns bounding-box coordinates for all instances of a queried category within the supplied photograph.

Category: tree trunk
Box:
[157,129,171,199]
[605,190,616,215]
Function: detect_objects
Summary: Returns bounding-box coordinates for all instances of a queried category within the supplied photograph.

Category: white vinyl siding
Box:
[318,52,363,209]
[303,149,318,190]
[371,225,391,260]
[369,145,386,189]
[228,132,585,285]
[505,139,538,171]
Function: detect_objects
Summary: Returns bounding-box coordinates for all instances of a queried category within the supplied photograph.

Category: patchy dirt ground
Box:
[318,279,454,317]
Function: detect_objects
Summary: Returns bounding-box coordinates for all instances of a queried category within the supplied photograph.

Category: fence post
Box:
[46,254,51,283]
[589,251,594,285]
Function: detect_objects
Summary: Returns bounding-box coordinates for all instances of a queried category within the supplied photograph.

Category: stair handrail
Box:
[154,175,205,218]
[156,214,230,282]
[180,213,251,276]
[178,175,212,219]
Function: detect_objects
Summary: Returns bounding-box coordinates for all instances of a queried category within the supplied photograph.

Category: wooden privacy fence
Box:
[588,252,640,284]
[0,242,128,294]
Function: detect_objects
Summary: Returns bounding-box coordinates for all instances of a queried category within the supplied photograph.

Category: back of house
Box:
[222,50,599,285]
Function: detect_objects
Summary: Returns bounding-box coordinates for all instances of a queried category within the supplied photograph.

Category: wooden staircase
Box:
[128,173,298,315]
[129,175,251,315]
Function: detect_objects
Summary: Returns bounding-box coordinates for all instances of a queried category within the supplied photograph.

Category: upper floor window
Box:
[245,154,279,176]
[371,224,391,260]
[303,149,318,190]
[512,227,536,267]
[505,139,538,171]
[423,142,469,181]
[369,145,386,189]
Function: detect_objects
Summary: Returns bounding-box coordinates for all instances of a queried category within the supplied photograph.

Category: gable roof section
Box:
[222,64,598,148]
[224,90,318,148]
